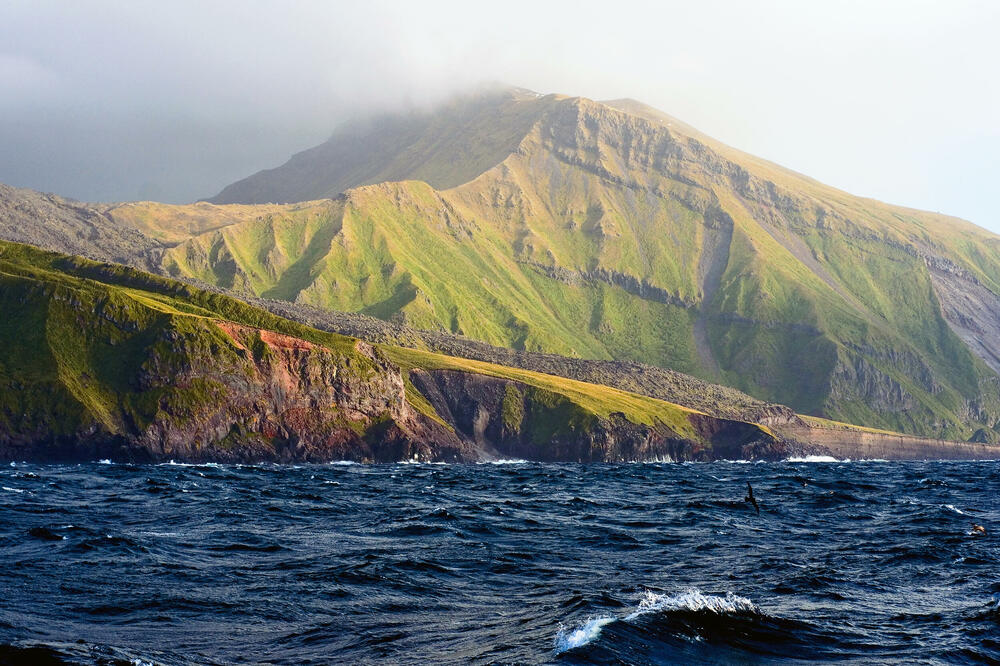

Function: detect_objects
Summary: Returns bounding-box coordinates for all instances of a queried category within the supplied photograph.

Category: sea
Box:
[0,459,998,665]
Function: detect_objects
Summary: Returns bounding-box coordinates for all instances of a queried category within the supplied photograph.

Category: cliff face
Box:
[1,241,793,463]
[0,269,467,463]
[408,369,788,462]
[124,322,471,463]
[777,424,1000,461]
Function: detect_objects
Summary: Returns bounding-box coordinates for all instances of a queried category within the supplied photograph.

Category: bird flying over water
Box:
[745,482,760,515]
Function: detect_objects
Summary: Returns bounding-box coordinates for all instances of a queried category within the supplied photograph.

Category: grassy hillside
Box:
[2,88,999,442]
[0,241,371,445]
[154,94,1000,440]
[0,240,761,461]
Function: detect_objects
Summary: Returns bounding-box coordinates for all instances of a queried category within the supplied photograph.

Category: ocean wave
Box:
[554,589,762,654]
[554,616,615,652]
[625,589,761,620]
[478,458,529,465]
[327,460,360,466]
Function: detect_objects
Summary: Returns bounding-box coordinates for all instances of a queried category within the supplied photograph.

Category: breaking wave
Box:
[556,589,765,654]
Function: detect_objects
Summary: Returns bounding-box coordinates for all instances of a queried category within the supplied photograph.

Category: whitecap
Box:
[625,589,760,620]
[97,459,113,465]
[158,460,223,468]
[944,504,970,516]
[554,616,615,653]
[784,455,842,463]
[555,589,760,654]
[327,460,360,466]
[478,458,528,465]
[2,486,25,493]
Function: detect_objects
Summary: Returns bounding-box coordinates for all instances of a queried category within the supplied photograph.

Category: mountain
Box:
[0,239,793,462]
[206,88,559,205]
[2,87,999,443]
[191,89,1000,440]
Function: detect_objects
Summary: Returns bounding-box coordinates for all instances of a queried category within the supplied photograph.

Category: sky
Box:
[1,0,998,233]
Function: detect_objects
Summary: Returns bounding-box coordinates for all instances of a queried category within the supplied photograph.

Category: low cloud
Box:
[0,0,996,231]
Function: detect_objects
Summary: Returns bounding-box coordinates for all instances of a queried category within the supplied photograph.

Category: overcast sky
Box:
[1,0,998,232]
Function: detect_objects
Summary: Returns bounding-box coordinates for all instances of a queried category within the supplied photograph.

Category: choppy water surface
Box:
[1,460,998,665]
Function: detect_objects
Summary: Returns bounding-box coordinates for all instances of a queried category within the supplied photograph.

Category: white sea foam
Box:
[2,486,25,493]
[554,616,615,653]
[625,589,760,620]
[479,458,528,465]
[97,459,113,465]
[784,455,842,463]
[327,460,360,466]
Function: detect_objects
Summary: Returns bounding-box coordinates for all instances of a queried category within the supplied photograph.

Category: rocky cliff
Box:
[777,423,1000,461]
[0,241,790,463]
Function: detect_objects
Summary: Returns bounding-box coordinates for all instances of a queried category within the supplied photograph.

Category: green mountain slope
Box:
[182,92,1000,440]
[2,88,999,442]
[0,240,778,462]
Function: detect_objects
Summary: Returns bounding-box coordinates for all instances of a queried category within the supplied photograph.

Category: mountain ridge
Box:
[2,87,999,442]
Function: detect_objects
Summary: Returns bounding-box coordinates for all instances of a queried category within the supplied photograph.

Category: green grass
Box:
[52,92,1000,441]
[0,241,375,441]
[5,239,770,455]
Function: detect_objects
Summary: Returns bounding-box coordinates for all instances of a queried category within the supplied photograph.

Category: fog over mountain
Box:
[0,0,997,232]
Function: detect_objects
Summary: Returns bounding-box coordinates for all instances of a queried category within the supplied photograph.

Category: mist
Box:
[1,0,997,232]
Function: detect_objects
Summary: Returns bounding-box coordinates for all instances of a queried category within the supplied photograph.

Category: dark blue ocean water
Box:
[0,459,998,665]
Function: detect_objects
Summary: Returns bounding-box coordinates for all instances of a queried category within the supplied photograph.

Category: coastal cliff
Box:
[776,423,1000,461]
[0,241,790,463]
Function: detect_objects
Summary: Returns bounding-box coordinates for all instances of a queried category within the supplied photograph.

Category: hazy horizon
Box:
[1,0,997,233]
